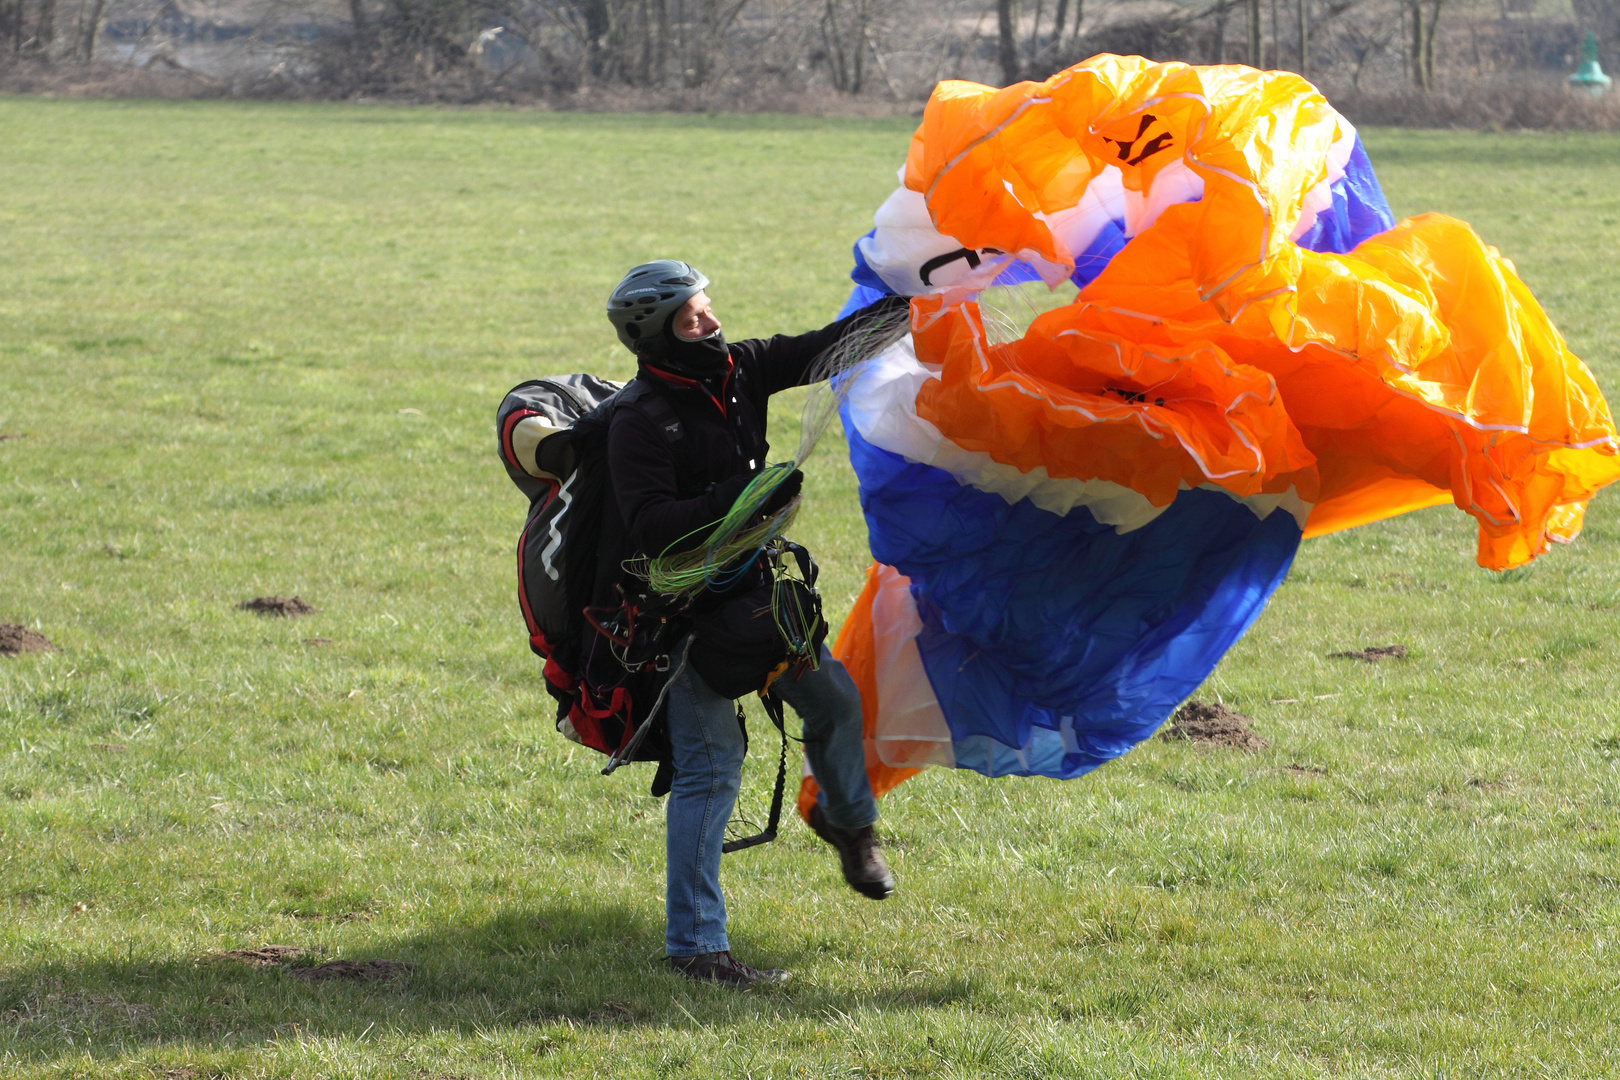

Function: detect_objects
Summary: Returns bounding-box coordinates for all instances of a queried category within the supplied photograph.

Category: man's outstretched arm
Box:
[737,294,912,397]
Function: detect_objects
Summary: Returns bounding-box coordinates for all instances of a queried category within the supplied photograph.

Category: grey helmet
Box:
[607,260,710,353]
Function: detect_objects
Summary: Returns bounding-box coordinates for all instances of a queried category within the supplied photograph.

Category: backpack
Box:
[497,374,684,769]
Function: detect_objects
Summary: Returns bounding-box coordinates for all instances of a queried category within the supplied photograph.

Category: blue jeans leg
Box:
[772,651,877,831]
[664,657,747,957]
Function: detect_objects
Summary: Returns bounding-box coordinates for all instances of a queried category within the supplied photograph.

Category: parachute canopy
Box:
[805,55,1620,809]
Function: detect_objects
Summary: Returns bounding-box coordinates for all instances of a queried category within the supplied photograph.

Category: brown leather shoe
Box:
[666,950,789,988]
[807,803,895,900]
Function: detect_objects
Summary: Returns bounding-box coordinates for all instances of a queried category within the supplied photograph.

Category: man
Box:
[605,260,907,989]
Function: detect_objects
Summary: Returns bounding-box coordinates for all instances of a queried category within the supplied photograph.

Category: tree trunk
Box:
[1269,0,1278,66]
[1296,0,1307,72]
[1027,0,1042,64]
[1409,0,1426,89]
[823,0,848,91]
[348,0,372,49]
[1422,0,1443,87]
[36,0,56,54]
[1247,0,1261,65]
[685,0,713,86]
[635,0,649,84]
[1214,0,1228,63]
[654,0,668,84]
[78,0,105,61]
[997,0,1020,84]
[582,0,610,78]
[852,0,866,94]
[1052,0,1068,44]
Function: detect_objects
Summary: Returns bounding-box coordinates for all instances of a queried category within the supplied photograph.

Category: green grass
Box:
[2,99,1619,1079]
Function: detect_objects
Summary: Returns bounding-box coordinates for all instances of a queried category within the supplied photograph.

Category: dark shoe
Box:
[807,803,895,900]
[666,950,789,988]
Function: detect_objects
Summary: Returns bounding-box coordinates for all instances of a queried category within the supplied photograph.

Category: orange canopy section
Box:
[902,56,1619,569]
[796,563,922,819]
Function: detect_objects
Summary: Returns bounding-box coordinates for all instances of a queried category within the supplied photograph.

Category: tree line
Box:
[1,0,1613,103]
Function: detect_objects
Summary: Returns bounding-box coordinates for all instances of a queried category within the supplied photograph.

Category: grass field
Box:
[2,99,1619,1079]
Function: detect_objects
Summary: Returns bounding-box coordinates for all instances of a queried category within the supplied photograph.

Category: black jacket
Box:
[607,304,889,583]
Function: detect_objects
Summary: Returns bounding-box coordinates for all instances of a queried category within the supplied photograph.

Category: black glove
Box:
[760,468,803,517]
[709,473,751,513]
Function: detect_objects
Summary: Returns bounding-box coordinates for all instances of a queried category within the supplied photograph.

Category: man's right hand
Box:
[760,468,803,517]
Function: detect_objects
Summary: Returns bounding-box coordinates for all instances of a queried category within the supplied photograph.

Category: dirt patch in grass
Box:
[1329,644,1407,663]
[287,959,413,983]
[218,945,304,966]
[302,637,333,646]
[237,596,316,617]
[0,624,54,655]
[1285,763,1329,776]
[1159,701,1269,752]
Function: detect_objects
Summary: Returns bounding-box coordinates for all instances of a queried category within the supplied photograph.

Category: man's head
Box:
[607,260,711,354]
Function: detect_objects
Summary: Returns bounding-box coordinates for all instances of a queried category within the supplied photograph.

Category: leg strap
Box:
[721,689,788,854]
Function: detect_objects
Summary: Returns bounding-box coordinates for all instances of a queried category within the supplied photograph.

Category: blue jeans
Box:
[664,645,875,957]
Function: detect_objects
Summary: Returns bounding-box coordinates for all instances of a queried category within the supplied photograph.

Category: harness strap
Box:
[721,689,789,854]
[601,635,692,776]
[616,378,684,444]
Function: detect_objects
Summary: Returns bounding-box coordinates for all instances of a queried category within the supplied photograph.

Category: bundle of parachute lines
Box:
[670,55,1620,812]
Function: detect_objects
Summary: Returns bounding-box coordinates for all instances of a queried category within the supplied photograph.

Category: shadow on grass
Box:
[0,898,978,1062]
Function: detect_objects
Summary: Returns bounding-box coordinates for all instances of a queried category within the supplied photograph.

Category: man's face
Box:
[671,290,722,341]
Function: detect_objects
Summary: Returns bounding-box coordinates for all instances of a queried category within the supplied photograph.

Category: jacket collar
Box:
[640,355,734,417]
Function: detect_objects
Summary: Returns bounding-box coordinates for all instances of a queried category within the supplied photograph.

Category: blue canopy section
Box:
[845,407,1302,780]
[1070,220,1130,289]
[1292,137,1396,254]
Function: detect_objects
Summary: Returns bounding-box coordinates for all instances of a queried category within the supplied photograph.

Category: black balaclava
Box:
[637,310,730,389]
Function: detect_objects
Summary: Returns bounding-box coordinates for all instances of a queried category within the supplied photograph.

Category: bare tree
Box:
[998,0,1019,82]
[1409,0,1442,88]
[1,0,19,52]
[348,0,373,50]
[1298,0,1308,71]
[77,0,106,60]
[822,0,874,93]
